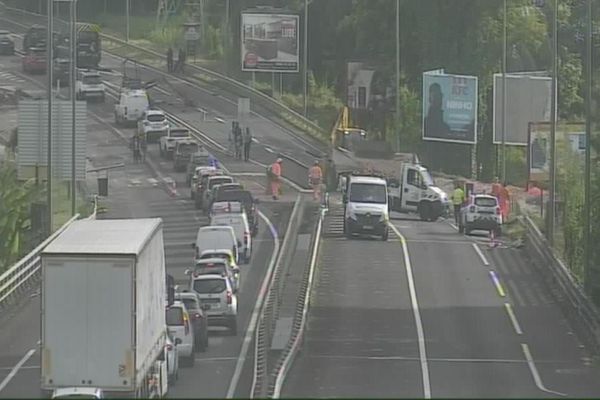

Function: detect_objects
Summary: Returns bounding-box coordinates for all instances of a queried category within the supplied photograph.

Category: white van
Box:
[210,213,252,264]
[343,174,389,240]
[114,89,149,126]
[193,225,239,263]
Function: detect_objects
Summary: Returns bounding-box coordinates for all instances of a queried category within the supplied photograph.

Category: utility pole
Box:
[126,0,130,42]
[47,0,54,234]
[395,0,401,152]
[501,0,507,183]
[584,0,593,293]
[302,0,308,116]
[70,0,77,216]
[548,0,558,246]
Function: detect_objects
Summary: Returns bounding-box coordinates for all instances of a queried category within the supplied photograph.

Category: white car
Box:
[191,166,220,200]
[459,194,502,236]
[75,70,105,102]
[165,332,179,383]
[194,225,239,264]
[138,109,169,143]
[211,213,252,264]
[166,301,195,367]
[192,254,240,292]
[190,274,238,335]
[159,127,191,159]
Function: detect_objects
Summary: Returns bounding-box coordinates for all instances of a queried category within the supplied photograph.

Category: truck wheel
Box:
[381,228,389,241]
[458,223,464,233]
[493,226,502,237]
[229,318,238,336]
[465,224,472,235]
[418,203,429,221]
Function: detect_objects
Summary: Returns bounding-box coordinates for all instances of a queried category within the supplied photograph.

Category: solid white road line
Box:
[504,303,523,335]
[0,348,36,393]
[521,343,566,397]
[472,243,490,266]
[225,210,281,398]
[389,224,432,399]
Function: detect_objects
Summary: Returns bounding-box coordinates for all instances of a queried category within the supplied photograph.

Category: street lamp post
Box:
[126,0,130,42]
[584,0,592,293]
[70,0,77,216]
[47,0,54,234]
[302,0,309,116]
[501,0,507,184]
[395,0,401,152]
[548,0,558,246]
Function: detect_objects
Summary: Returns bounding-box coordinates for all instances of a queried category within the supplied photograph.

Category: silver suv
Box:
[458,194,502,236]
[190,274,238,335]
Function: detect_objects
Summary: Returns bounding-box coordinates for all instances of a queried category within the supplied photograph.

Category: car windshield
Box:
[193,279,226,294]
[217,191,252,205]
[82,76,101,85]
[209,178,233,189]
[170,129,189,138]
[349,183,387,204]
[475,197,498,207]
[148,114,165,122]
[166,307,184,326]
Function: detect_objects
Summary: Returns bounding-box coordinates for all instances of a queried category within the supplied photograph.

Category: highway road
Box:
[0,17,303,399]
[281,204,600,398]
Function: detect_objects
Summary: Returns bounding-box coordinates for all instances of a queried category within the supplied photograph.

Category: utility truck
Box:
[40,218,172,398]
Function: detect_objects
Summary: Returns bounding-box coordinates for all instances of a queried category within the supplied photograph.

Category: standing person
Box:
[308,160,323,201]
[178,48,186,73]
[270,158,282,200]
[166,47,173,73]
[132,135,141,163]
[499,181,510,221]
[243,127,252,161]
[452,181,466,225]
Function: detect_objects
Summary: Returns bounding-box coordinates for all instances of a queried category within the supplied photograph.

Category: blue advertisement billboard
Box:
[422,71,478,144]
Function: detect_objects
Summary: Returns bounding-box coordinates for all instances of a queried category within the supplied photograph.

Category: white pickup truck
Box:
[159,127,191,159]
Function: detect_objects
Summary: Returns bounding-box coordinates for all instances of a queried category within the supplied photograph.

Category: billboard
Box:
[347,62,375,109]
[493,74,552,145]
[18,100,87,181]
[422,71,478,144]
[241,13,299,73]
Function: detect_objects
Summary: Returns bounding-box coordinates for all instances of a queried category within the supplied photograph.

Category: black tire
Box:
[418,203,428,221]
[465,224,472,235]
[229,318,238,336]
[381,228,389,241]
[493,226,502,237]
[458,223,464,234]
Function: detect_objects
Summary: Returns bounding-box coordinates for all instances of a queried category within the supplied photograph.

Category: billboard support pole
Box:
[395,0,401,153]
[70,0,77,216]
[501,0,507,183]
[584,0,592,293]
[47,0,54,235]
[548,0,558,247]
[303,0,308,117]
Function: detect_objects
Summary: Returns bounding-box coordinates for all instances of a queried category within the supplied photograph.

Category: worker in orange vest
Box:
[308,160,323,202]
[269,158,282,200]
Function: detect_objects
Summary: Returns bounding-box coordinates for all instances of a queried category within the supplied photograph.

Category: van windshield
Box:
[193,279,226,294]
[349,183,387,204]
[147,114,165,122]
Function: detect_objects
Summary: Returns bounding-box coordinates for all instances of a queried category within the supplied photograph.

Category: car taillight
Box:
[469,206,476,213]
[166,344,173,351]
[195,313,201,319]
[226,291,232,305]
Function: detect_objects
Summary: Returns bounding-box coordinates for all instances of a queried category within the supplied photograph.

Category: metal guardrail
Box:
[0,3,328,143]
[251,195,304,398]
[0,214,80,307]
[521,215,600,354]
[270,207,324,398]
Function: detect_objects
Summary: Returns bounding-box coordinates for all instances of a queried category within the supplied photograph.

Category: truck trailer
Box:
[40,218,170,398]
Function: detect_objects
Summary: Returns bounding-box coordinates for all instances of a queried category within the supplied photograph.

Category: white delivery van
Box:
[343,174,390,240]
[210,213,252,264]
[114,89,149,126]
[193,225,239,264]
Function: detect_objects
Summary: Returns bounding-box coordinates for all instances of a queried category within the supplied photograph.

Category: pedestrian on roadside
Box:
[166,47,173,73]
[243,127,252,161]
[132,135,141,163]
[269,158,283,200]
[452,181,466,225]
[308,160,323,202]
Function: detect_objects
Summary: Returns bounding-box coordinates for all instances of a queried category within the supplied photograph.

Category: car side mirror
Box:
[175,338,182,345]
[201,304,210,311]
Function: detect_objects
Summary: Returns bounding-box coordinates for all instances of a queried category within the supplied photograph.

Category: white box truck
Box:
[41,218,170,398]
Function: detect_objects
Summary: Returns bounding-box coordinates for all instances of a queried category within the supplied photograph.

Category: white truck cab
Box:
[114,89,149,126]
[343,174,389,241]
[387,163,449,221]
[75,70,105,102]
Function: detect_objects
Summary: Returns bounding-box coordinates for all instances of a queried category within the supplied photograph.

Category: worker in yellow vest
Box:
[452,182,466,225]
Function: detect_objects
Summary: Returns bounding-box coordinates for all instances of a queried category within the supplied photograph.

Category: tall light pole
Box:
[126,0,130,42]
[584,0,592,293]
[47,0,54,233]
[70,0,77,216]
[302,0,308,116]
[548,0,558,246]
[395,0,401,152]
[501,0,507,183]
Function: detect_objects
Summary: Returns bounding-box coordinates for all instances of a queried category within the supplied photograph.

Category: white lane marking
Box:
[504,303,523,335]
[389,224,431,399]
[307,354,530,364]
[0,365,39,371]
[264,146,275,154]
[153,85,172,96]
[472,243,490,266]
[0,348,36,393]
[449,222,458,231]
[251,137,259,144]
[521,343,567,397]
[226,210,280,398]
[194,357,239,362]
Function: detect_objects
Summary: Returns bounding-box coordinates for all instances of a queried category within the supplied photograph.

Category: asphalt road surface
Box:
[281,205,600,398]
